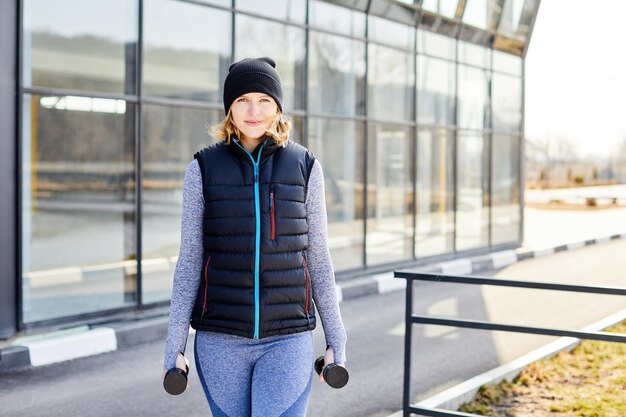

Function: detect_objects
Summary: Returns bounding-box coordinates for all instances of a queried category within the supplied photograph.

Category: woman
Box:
[162,57,347,417]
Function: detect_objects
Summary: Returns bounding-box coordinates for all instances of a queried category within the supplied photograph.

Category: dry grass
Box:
[459,320,626,417]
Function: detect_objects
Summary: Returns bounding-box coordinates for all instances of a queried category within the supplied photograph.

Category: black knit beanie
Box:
[223,57,283,115]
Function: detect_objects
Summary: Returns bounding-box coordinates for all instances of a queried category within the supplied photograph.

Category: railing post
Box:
[403,277,413,417]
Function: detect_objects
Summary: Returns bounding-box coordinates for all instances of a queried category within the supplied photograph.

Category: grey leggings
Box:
[193,330,314,417]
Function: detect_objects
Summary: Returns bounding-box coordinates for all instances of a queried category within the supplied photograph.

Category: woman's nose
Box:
[246,102,259,115]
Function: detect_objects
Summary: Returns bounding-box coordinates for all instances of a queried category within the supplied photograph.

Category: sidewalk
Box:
[2,202,626,374]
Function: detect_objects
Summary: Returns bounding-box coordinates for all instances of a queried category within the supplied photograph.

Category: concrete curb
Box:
[2,232,625,374]
[385,307,626,417]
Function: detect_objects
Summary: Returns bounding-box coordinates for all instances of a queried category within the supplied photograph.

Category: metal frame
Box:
[302,0,310,148]
[395,270,626,417]
[9,0,536,334]
[0,0,20,338]
[15,0,24,334]
[136,0,144,307]
[361,0,372,268]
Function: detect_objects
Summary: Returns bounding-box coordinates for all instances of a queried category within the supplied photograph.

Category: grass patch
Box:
[459,320,626,417]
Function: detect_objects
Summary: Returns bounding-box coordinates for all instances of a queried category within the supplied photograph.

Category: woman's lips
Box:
[245,121,262,126]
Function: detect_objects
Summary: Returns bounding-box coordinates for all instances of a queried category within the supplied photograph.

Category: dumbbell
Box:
[314,356,349,389]
[163,361,189,395]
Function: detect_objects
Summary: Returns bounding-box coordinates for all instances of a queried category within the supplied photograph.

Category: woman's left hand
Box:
[318,346,346,382]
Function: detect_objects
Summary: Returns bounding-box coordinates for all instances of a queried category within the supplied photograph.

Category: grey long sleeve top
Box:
[163,153,347,370]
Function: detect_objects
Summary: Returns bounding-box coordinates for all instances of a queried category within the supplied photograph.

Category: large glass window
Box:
[16,0,530,326]
[417,55,455,126]
[309,0,366,38]
[197,0,231,7]
[143,0,231,101]
[308,118,365,272]
[366,124,414,265]
[492,73,522,133]
[417,29,455,60]
[456,131,488,251]
[141,105,221,304]
[308,32,366,116]
[21,94,136,323]
[23,0,138,94]
[235,16,305,111]
[463,0,491,30]
[416,128,454,257]
[421,0,458,19]
[289,116,305,146]
[458,65,489,130]
[493,50,522,76]
[498,0,526,38]
[368,45,414,122]
[368,15,415,50]
[236,0,306,24]
[458,40,490,68]
[492,135,521,245]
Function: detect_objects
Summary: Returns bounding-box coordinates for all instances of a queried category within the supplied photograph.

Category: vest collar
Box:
[227,135,284,160]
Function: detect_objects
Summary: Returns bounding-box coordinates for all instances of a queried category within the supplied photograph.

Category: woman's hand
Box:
[176,353,189,372]
[318,346,346,382]
[162,353,189,381]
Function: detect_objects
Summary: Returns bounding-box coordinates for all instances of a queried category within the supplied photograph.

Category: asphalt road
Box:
[2,239,626,417]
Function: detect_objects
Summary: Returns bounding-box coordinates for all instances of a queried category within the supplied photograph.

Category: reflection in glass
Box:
[463,0,490,29]
[236,0,305,24]
[309,32,366,116]
[308,118,364,272]
[492,73,522,132]
[21,94,136,323]
[288,115,305,146]
[498,0,525,37]
[197,0,231,7]
[368,45,414,122]
[141,105,221,304]
[309,0,366,38]
[416,128,454,257]
[421,0,458,18]
[456,132,488,250]
[236,16,305,111]
[143,0,231,101]
[458,40,490,67]
[458,65,489,129]
[493,50,522,76]
[417,55,455,125]
[492,135,521,245]
[366,124,413,265]
[368,15,415,50]
[23,0,138,93]
[417,29,455,60]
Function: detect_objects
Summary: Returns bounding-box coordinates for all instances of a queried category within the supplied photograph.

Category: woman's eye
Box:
[237,98,247,102]
[260,98,270,102]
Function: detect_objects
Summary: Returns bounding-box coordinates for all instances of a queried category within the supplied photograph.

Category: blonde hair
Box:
[210,108,291,146]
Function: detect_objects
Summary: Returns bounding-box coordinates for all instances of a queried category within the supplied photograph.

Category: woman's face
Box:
[230,92,278,141]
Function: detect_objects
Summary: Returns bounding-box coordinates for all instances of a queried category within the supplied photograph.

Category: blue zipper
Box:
[233,139,264,339]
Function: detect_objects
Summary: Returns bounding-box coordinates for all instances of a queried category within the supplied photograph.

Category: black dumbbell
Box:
[314,356,349,389]
[163,362,189,395]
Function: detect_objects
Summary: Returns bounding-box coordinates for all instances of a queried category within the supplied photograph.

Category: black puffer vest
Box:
[189,135,317,339]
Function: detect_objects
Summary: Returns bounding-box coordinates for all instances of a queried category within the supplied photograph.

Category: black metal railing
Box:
[393,271,626,417]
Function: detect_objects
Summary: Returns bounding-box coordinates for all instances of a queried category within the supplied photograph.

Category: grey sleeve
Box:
[163,159,204,370]
[306,159,348,364]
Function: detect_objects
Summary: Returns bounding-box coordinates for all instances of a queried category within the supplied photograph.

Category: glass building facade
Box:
[0,0,540,336]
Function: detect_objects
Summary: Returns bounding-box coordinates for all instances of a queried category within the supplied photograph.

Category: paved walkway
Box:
[523,205,626,249]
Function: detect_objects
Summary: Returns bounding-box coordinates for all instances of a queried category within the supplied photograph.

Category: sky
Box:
[525,0,626,158]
